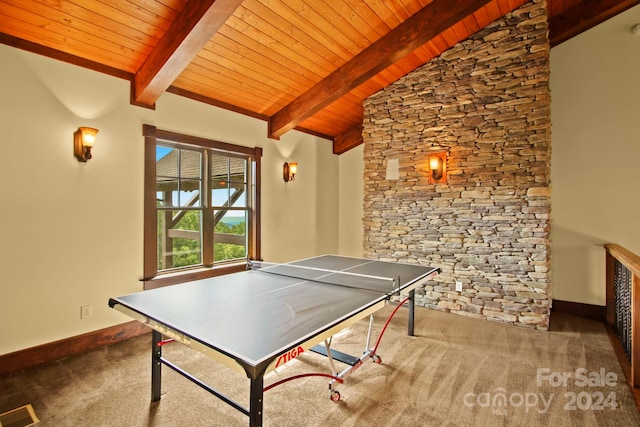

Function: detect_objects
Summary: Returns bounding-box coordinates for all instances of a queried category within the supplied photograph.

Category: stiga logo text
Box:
[275,346,304,368]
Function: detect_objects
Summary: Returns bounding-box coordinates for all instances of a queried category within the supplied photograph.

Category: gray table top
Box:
[109,255,437,371]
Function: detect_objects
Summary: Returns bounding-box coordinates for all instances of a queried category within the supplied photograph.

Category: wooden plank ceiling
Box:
[1,0,638,153]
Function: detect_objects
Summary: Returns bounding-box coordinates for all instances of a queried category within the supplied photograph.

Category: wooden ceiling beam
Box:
[132,0,243,108]
[267,0,492,140]
[549,0,640,47]
[333,122,364,155]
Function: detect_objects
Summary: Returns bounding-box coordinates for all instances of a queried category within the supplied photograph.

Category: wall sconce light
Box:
[74,127,99,162]
[428,152,447,184]
[283,162,297,182]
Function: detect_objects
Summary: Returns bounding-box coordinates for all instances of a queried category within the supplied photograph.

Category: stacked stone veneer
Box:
[362,0,551,329]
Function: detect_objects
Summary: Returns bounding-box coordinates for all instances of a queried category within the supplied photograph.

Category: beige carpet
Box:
[1,306,638,426]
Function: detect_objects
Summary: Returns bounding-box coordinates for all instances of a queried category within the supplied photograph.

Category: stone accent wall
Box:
[362,0,551,330]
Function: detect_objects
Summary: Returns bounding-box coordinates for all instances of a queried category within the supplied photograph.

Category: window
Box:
[143,125,262,288]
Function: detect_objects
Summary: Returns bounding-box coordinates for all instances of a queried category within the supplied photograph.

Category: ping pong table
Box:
[108,255,438,426]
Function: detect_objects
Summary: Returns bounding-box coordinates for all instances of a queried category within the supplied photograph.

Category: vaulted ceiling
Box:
[1,0,638,153]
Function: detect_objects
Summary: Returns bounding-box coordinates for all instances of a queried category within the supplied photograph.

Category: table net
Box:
[248,260,400,296]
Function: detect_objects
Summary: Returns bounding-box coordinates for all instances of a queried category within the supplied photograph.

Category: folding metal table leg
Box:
[151,330,162,402]
[249,376,264,427]
[322,338,342,401]
[365,313,374,351]
[408,289,415,336]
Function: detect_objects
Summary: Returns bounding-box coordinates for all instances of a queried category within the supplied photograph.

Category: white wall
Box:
[338,145,364,257]
[0,45,338,355]
[550,5,640,305]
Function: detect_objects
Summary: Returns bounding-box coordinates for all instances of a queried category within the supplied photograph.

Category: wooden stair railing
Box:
[605,244,640,389]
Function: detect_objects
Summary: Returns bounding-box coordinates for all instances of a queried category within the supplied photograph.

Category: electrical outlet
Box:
[81,305,92,319]
[455,281,463,292]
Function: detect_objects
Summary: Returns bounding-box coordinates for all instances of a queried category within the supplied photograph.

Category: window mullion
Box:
[202,149,214,267]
